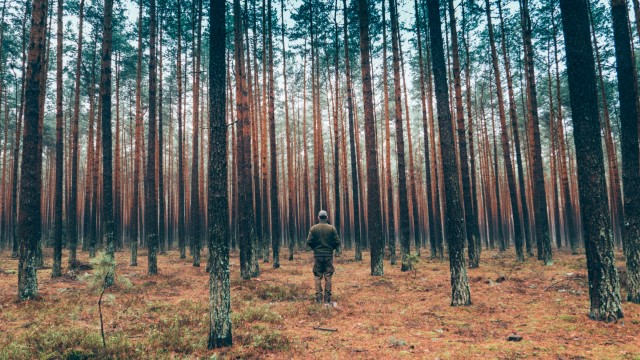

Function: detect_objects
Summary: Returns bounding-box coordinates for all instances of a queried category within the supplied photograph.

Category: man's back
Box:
[307,221,340,257]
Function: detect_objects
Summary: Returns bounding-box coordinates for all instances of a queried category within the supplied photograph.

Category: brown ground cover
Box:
[0,248,638,359]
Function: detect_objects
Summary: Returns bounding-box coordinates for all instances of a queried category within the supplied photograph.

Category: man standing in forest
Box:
[307,210,341,304]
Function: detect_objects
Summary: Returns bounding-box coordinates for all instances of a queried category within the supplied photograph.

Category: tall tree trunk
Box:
[332,0,342,258]
[114,55,121,251]
[488,0,524,260]
[427,0,471,306]
[235,0,258,279]
[132,0,143,266]
[267,0,280,268]
[190,0,202,267]
[388,0,411,271]
[281,0,295,261]
[357,0,384,276]
[383,0,396,265]
[146,0,159,274]
[100,0,115,283]
[52,0,64,278]
[462,0,480,267]
[559,0,623,321]
[177,0,186,259]
[450,0,479,265]
[550,3,577,253]
[590,6,624,250]
[18,0,48,300]
[158,8,165,255]
[208,0,232,347]
[344,0,362,261]
[521,0,552,264]
[12,3,30,259]
[611,0,640,304]
[418,0,438,263]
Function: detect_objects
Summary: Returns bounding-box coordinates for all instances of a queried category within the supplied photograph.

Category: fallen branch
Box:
[313,326,338,332]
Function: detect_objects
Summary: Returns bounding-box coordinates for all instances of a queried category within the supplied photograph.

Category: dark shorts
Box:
[313,256,334,277]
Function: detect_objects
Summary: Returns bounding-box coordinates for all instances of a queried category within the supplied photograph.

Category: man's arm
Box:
[306,227,315,249]
[331,226,341,250]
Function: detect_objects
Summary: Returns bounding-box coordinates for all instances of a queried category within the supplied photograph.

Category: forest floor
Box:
[0,247,639,359]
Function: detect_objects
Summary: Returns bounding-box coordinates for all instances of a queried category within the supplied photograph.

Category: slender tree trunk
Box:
[267,0,280,268]
[450,0,479,265]
[190,0,202,268]
[177,0,186,259]
[67,0,84,267]
[344,0,362,261]
[559,0,623,321]
[235,0,258,279]
[18,0,48,300]
[521,0,552,264]
[418,0,437,263]
[100,0,115,284]
[590,6,624,250]
[52,0,64,277]
[488,0,523,260]
[332,0,342,258]
[357,0,384,276]
[145,0,159,274]
[611,0,640,304]
[427,0,471,306]
[462,0,480,267]
[158,8,165,255]
[131,0,143,266]
[388,0,410,271]
[550,2,575,253]
[208,0,232,347]
[383,0,396,265]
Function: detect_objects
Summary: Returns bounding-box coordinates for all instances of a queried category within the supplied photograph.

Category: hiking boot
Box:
[324,290,332,304]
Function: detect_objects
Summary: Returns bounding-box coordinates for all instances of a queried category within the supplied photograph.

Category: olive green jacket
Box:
[306,220,341,257]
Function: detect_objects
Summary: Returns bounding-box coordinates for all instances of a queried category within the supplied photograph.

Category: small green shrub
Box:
[402,253,420,277]
[389,337,407,347]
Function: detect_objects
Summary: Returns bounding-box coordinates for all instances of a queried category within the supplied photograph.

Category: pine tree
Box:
[52,0,64,278]
[146,0,159,275]
[357,0,384,276]
[18,0,49,300]
[611,0,640,304]
[100,0,116,283]
[559,0,623,321]
[427,0,471,306]
[208,0,232,347]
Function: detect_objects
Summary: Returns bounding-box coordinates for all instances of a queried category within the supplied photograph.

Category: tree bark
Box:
[357,0,384,276]
[521,0,552,264]
[208,0,232,347]
[100,0,116,283]
[388,0,410,271]
[235,0,258,279]
[427,0,471,306]
[267,0,280,268]
[146,0,159,274]
[52,0,64,278]
[611,0,640,304]
[559,0,623,321]
[344,0,362,261]
[18,0,48,300]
